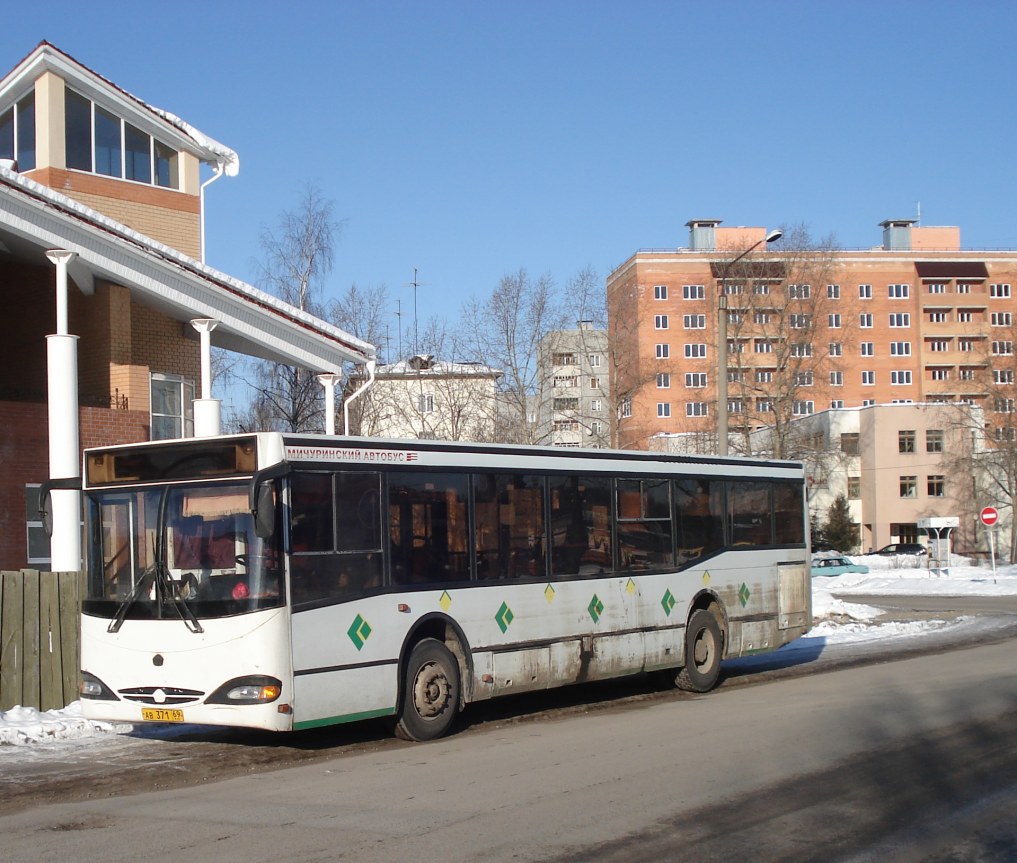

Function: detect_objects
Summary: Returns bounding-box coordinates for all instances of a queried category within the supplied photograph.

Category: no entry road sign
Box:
[980,506,999,527]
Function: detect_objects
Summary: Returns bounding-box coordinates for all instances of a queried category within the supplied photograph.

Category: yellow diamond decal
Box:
[702,570,711,585]
[439,590,452,612]
[544,583,555,603]
[626,578,636,595]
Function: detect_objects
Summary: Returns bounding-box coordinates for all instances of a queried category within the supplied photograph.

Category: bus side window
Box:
[674,478,724,562]
[616,479,674,571]
[388,473,470,586]
[549,475,612,577]
[728,481,773,546]
[474,474,546,580]
[773,482,805,544]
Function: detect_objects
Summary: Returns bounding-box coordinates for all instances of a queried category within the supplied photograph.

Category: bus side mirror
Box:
[253,482,276,539]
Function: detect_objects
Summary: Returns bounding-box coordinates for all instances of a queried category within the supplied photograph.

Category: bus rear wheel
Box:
[676,609,722,693]
[395,638,460,741]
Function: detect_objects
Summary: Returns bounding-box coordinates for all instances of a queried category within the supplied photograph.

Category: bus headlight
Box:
[206,676,282,704]
[80,671,119,700]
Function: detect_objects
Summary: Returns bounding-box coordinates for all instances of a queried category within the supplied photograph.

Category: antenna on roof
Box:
[407,267,426,355]
[395,299,403,359]
[916,201,922,226]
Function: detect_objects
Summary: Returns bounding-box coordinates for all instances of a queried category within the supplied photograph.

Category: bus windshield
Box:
[84,481,283,621]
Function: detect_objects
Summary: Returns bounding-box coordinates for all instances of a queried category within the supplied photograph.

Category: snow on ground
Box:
[2,557,1015,747]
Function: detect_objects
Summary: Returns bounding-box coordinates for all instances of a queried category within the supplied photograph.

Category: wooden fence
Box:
[0,570,83,712]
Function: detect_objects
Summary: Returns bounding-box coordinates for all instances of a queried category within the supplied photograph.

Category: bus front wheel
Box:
[676,609,722,693]
[395,638,461,741]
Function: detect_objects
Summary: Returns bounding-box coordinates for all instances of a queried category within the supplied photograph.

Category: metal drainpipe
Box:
[190,319,221,436]
[317,373,340,435]
[343,360,377,436]
[45,249,81,572]
[198,161,225,264]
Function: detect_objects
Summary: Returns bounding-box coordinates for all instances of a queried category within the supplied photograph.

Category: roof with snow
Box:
[0,164,375,369]
[376,355,502,378]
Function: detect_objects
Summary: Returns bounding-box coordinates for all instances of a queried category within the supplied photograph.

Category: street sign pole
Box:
[980,506,999,584]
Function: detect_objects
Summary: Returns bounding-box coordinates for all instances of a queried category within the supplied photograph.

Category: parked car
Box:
[810,555,869,577]
[874,543,927,556]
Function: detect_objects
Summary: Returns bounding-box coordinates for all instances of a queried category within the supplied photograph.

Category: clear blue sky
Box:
[4,1,1017,354]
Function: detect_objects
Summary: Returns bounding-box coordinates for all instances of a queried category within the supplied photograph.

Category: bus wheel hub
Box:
[413,661,450,717]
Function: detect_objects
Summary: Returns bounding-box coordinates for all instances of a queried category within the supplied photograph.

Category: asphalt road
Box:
[1,598,1015,862]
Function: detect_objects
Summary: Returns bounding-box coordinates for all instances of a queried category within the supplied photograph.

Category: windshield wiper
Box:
[107,566,155,634]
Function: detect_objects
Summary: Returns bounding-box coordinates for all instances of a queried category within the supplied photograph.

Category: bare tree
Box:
[721,224,844,459]
[247,186,341,432]
[462,269,566,444]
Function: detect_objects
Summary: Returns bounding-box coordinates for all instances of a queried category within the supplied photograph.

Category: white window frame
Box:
[653,284,668,300]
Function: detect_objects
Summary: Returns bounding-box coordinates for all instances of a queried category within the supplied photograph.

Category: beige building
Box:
[352,355,501,441]
[538,323,611,447]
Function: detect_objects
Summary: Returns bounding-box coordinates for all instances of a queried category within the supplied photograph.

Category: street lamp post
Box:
[716,229,783,456]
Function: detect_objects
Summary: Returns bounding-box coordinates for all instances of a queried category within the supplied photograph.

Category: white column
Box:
[318,373,340,435]
[190,319,221,437]
[45,250,81,572]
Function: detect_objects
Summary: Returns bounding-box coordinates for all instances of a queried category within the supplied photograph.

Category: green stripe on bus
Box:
[294,707,397,730]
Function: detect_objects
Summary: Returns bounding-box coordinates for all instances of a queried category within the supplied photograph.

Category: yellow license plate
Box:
[141,707,184,723]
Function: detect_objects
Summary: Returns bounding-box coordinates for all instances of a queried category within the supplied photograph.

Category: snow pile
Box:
[0,702,128,746]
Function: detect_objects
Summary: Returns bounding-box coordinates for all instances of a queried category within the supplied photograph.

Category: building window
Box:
[862,399,875,407]
[927,476,945,497]
[888,283,910,299]
[958,311,973,323]
[994,398,1015,413]
[553,419,579,433]
[990,283,1011,298]
[899,476,917,498]
[830,399,844,409]
[591,399,602,412]
[790,343,812,358]
[754,339,773,354]
[957,283,972,294]
[684,343,707,358]
[828,313,841,328]
[588,354,602,368]
[554,375,578,388]
[790,314,811,329]
[724,283,744,296]
[751,283,769,295]
[926,429,944,452]
[891,370,913,385]
[862,370,875,385]
[685,372,707,388]
[827,284,841,299]
[841,433,859,454]
[992,341,1013,356]
[928,311,948,324]
[796,371,814,386]
[959,367,976,381]
[927,340,949,352]
[899,430,916,453]
[656,373,670,389]
[927,283,946,294]
[931,368,950,381]
[788,284,811,299]
[655,314,669,330]
[553,397,579,411]
[860,342,874,356]
[847,476,860,499]
[65,88,179,189]
[685,402,708,417]
[657,402,671,418]
[890,342,912,356]
[418,393,435,413]
[792,401,814,416]
[591,420,603,435]
[829,342,843,357]
[655,343,670,359]
[683,284,705,300]
[830,370,843,386]
[150,373,194,440]
[654,285,668,300]
[683,314,706,329]
[755,369,773,383]
[0,91,36,171]
[992,312,1013,327]
[889,313,911,328]
[589,377,600,389]
[995,370,1015,385]
[620,398,632,419]
[728,399,744,414]
[553,352,577,365]
[959,338,976,352]
[859,284,872,299]
[24,484,50,568]
[860,313,873,328]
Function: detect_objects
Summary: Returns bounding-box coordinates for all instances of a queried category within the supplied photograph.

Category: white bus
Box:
[78,434,810,740]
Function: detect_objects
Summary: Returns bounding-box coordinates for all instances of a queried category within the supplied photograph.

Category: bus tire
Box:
[676,609,722,693]
[395,638,460,741]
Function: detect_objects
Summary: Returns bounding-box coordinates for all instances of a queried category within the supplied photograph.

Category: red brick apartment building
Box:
[0,42,372,570]
[608,218,1017,452]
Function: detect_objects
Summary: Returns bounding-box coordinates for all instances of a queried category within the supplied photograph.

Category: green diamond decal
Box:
[347,614,372,651]
[739,583,751,607]
[495,601,514,633]
[661,588,676,616]
[588,594,604,623]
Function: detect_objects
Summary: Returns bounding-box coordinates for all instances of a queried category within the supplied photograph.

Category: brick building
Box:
[608,218,1017,452]
[0,43,373,569]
